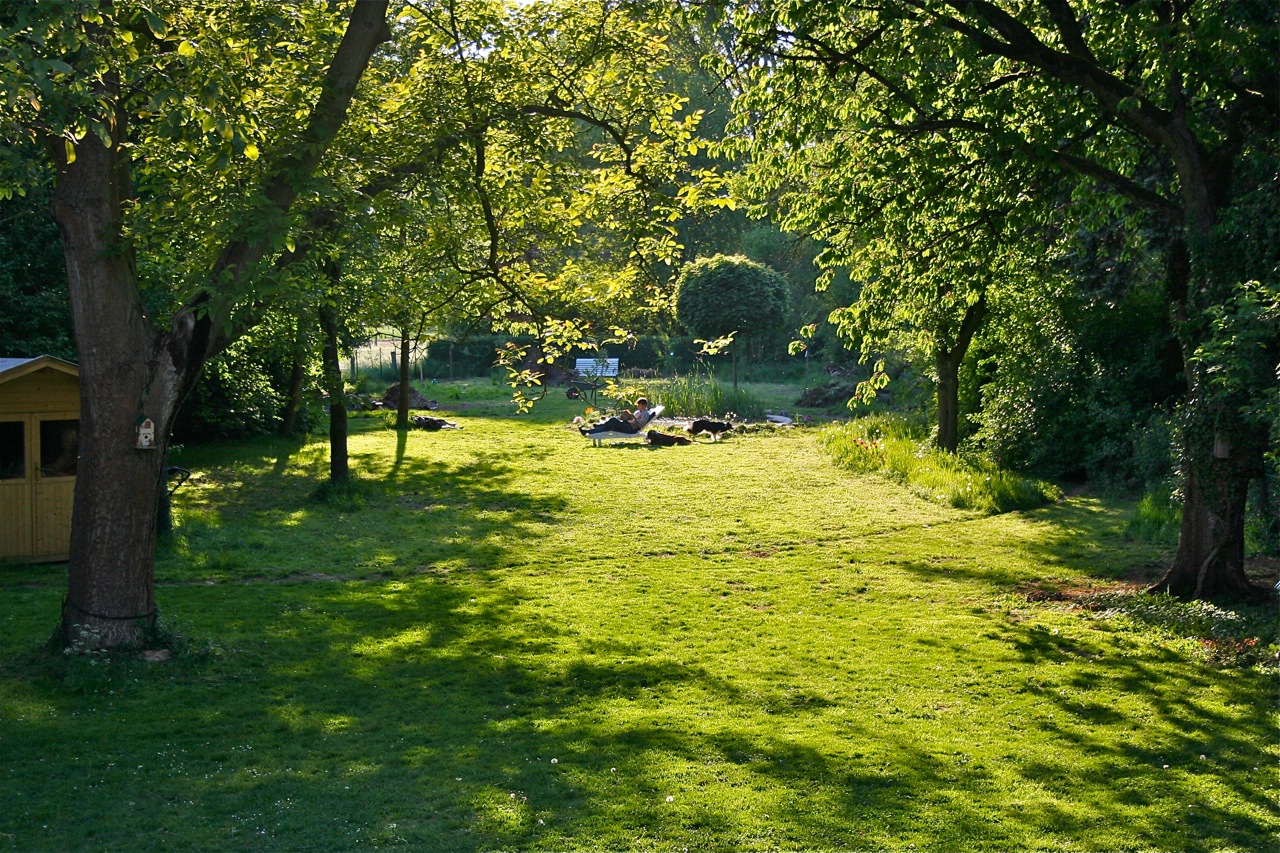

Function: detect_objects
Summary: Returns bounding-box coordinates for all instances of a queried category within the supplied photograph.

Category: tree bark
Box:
[52,116,174,648]
[934,292,988,453]
[319,302,350,484]
[51,2,390,648]
[1150,240,1268,599]
[396,327,412,429]
[1149,232,1269,600]
[280,320,308,436]
[935,357,960,454]
[1150,443,1264,599]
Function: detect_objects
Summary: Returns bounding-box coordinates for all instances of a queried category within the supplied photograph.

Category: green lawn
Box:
[2,391,1276,852]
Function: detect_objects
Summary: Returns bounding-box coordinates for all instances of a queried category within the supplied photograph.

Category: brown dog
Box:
[648,430,693,447]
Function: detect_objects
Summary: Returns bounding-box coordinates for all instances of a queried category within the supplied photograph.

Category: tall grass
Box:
[1126,486,1182,543]
[821,414,1061,513]
[609,373,767,420]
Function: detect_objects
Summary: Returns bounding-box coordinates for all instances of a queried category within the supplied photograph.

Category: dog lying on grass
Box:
[648,430,693,447]
[687,419,733,441]
[411,415,462,430]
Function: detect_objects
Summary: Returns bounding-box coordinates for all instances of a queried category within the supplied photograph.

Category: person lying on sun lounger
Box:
[580,398,655,436]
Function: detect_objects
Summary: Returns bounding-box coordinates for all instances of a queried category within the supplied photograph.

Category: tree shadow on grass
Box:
[1009,496,1163,578]
[3,563,1276,852]
[883,496,1166,593]
[275,582,1273,851]
[983,617,1276,853]
[157,447,569,585]
[7,440,1275,850]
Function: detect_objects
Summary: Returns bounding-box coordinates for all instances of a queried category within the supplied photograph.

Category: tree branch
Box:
[1052,148,1182,222]
[193,0,392,357]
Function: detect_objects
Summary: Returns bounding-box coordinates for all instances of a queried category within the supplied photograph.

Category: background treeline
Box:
[0,187,1195,497]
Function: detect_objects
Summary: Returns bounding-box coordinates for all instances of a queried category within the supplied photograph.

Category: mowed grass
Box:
[1,391,1276,852]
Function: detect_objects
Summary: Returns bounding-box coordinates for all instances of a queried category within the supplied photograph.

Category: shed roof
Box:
[0,355,79,383]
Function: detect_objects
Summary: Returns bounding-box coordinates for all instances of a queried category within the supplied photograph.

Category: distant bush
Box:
[418,336,516,379]
[822,415,1060,513]
[173,350,284,441]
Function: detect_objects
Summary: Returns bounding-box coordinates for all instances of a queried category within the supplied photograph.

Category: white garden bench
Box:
[585,405,664,446]
[567,357,621,404]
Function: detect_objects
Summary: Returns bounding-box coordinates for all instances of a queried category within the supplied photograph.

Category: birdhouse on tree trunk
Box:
[135,416,156,449]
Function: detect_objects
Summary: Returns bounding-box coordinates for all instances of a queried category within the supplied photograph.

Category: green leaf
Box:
[145,13,169,39]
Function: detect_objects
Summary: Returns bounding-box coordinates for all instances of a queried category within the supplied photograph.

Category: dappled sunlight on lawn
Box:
[2,416,1275,852]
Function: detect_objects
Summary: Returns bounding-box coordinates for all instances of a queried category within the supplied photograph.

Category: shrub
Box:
[173,349,284,440]
[675,255,792,364]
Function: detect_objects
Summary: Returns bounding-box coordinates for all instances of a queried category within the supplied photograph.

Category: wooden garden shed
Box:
[0,355,79,562]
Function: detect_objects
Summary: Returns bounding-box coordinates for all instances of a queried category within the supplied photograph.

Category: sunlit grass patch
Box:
[1126,485,1182,543]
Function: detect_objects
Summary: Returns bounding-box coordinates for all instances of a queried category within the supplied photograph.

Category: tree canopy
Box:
[0,0,712,648]
[717,0,1279,598]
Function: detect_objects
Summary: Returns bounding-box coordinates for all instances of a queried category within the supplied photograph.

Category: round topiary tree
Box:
[675,254,791,388]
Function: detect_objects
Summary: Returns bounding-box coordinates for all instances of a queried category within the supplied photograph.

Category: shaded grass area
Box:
[2,398,1277,852]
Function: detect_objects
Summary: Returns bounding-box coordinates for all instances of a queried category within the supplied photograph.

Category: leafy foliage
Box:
[0,188,73,359]
[171,342,286,441]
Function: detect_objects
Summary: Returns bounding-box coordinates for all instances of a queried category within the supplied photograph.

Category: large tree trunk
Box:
[51,126,192,648]
[1149,233,1269,600]
[1150,324,1269,600]
[935,358,961,454]
[934,293,988,453]
[49,3,390,649]
[1151,442,1263,599]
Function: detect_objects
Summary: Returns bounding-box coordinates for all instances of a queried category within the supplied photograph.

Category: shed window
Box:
[0,421,22,480]
[40,419,78,477]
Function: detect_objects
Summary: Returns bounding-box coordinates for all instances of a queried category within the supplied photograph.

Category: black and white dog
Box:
[687,419,733,441]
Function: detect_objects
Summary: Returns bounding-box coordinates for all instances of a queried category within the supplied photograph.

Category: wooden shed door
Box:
[0,418,32,559]
[0,415,77,561]
[34,416,77,560]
